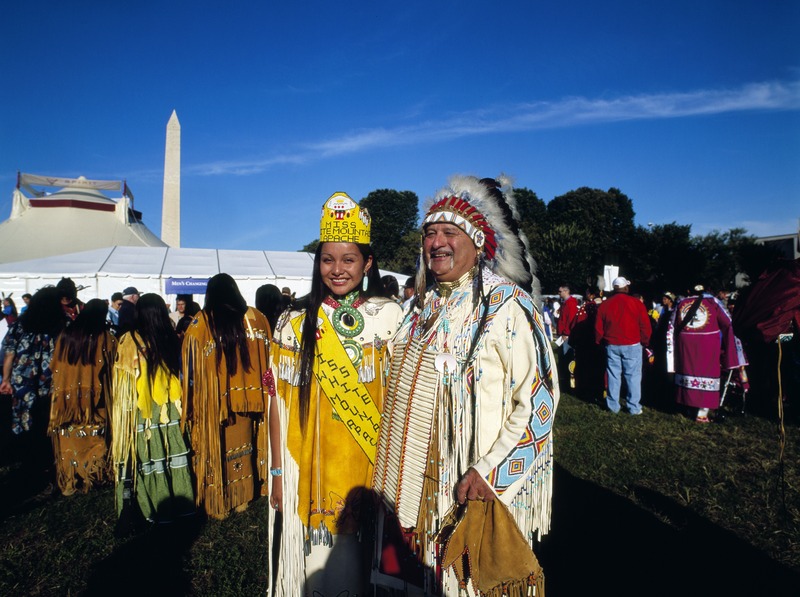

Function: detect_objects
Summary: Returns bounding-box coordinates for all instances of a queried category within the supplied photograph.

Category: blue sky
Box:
[1,1,798,252]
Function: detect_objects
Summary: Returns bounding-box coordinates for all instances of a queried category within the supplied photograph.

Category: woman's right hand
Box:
[270,475,283,512]
[0,380,12,394]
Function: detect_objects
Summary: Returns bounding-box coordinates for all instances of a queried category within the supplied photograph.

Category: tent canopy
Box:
[1,174,165,264]
[0,246,405,305]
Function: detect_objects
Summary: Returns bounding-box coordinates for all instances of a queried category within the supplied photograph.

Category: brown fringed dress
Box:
[48,331,116,496]
[181,307,271,519]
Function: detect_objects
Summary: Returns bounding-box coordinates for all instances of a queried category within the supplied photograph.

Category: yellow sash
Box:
[290,308,381,463]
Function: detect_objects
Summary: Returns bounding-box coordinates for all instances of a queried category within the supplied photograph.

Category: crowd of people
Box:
[0,173,780,596]
[547,278,749,423]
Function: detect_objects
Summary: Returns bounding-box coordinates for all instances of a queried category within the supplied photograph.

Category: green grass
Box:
[0,473,270,596]
[0,392,797,595]
[554,394,799,573]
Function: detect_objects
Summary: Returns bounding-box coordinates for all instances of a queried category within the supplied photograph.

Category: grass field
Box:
[1,392,798,596]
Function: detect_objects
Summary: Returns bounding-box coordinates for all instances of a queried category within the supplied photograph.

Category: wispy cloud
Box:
[187,154,308,177]
[190,80,800,176]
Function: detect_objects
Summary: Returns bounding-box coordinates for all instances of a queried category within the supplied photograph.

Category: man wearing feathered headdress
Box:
[372,176,559,596]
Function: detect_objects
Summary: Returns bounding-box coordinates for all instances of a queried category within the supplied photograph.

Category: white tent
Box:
[0,173,409,306]
[0,246,314,303]
[0,174,166,264]
[0,245,406,305]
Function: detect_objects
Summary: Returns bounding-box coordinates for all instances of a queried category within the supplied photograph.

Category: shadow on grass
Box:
[1,397,75,527]
[537,463,799,597]
[0,462,57,523]
[83,498,203,597]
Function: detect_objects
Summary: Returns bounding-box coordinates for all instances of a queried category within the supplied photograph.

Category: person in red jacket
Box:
[595,277,652,414]
[557,284,579,385]
[556,285,578,340]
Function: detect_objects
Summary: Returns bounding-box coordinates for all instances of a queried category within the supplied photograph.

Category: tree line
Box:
[302,187,783,296]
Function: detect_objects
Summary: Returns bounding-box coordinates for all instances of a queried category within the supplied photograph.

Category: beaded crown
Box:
[320,192,371,244]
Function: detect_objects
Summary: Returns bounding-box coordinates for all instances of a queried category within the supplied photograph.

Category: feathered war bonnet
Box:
[421,175,540,298]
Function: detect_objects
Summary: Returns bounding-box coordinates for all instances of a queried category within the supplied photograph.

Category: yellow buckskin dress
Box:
[271,293,403,596]
[111,332,195,523]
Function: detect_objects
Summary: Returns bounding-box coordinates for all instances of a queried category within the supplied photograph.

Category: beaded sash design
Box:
[372,338,439,529]
[290,308,382,463]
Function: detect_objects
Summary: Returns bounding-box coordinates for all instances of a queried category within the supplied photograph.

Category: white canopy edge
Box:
[0,246,406,306]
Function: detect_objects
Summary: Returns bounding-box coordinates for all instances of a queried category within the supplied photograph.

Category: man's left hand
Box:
[455,467,496,504]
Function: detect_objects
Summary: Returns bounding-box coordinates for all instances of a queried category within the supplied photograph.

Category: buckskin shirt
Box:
[372,268,559,596]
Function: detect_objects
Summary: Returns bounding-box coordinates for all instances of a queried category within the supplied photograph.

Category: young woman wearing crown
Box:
[268,192,404,596]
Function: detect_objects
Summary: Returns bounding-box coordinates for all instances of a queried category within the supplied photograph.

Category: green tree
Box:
[693,230,732,291]
[530,222,595,294]
[387,229,422,276]
[606,224,782,299]
[513,187,548,250]
[300,239,319,253]
[547,187,635,242]
[625,222,697,296]
[692,228,776,292]
[544,187,636,290]
[736,241,785,286]
[360,189,419,273]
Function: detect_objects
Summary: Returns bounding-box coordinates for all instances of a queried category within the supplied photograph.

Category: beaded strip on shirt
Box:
[372,337,439,529]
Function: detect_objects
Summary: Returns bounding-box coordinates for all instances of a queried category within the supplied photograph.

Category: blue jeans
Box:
[605,343,643,414]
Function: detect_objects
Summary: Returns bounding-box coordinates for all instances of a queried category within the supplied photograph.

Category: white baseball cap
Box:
[612,276,630,288]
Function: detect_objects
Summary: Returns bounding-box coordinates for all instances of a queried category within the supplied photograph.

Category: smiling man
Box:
[372,175,559,596]
[423,221,478,282]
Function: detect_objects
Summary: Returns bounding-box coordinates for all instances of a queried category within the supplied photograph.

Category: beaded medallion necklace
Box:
[323,291,366,338]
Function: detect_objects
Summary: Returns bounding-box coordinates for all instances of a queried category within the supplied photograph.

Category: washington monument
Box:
[161,110,181,247]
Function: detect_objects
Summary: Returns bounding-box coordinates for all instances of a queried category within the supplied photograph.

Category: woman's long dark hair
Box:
[3,297,17,318]
[131,293,181,383]
[295,242,382,424]
[56,298,109,366]
[255,283,284,333]
[204,273,250,376]
[17,286,65,337]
